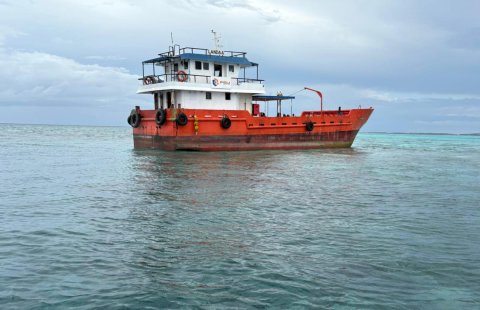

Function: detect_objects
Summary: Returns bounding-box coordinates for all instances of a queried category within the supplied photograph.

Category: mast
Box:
[211,29,223,51]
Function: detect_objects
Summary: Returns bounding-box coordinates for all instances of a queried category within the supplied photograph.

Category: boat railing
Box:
[139,74,263,85]
[231,77,264,85]
[301,110,351,116]
[158,47,247,58]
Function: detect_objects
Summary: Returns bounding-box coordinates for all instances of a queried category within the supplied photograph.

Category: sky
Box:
[0,0,479,133]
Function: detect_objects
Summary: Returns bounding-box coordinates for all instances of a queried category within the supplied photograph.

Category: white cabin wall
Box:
[225,64,240,79]
[190,60,212,78]
[176,91,250,110]
[239,93,253,112]
[185,61,241,79]
[148,59,258,111]
[164,63,171,76]
[162,60,243,81]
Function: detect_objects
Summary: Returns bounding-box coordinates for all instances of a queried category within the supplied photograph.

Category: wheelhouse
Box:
[138,46,266,113]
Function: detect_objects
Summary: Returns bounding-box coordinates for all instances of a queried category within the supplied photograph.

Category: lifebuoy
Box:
[220,117,231,129]
[305,121,314,132]
[177,70,188,82]
[176,112,188,126]
[144,76,155,85]
[129,110,141,128]
[155,109,166,125]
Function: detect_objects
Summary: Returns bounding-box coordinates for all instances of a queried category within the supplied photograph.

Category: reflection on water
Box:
[128,147,366,213]
[124,148,374,305]
[1,125,479,308]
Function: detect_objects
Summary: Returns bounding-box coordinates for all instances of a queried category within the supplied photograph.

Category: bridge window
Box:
[206,92,212,100]
[183,60,188,69]
[203,62,209,70]
[225,93,231,100]
[195,61,201,70]
[229,65,234,72]
[214,64,222,76]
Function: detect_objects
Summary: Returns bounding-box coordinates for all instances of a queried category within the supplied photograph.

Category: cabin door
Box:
[167,92,172,108]
[154,93,159,110]
[214,64,222,77]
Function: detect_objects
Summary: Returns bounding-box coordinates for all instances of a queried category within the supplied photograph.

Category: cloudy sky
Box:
[1,0,479,133]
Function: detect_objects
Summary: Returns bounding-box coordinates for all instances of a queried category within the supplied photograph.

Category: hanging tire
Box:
[306,121,314,131]
[155,109,167,125]
[129,110,141,128]
[127,115,132,126]
[176,112,188,126]
[220,117,231,129]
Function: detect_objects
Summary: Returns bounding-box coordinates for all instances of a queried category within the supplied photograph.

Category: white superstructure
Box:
[137,45,266,112]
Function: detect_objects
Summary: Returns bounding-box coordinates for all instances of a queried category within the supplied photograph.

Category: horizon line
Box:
[1,122,479,136]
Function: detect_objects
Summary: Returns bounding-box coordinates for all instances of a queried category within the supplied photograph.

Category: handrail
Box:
[139,73,211,84]
[157,46,248,58]
[231,77,264,84]
[139,74,263,85]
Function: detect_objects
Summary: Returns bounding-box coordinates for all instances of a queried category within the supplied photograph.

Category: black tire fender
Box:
[306,121,314,132]
[129,110,141,128]
[220,117,231,129]
[155,109,167,125]
[176,112,188,126]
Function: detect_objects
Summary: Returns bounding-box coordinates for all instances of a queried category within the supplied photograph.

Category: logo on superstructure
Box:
[212,78,231,87]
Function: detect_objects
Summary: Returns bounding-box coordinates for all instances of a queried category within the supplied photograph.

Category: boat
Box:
[128,35,373,151]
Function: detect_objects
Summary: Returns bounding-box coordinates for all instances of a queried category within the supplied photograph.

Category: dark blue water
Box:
[1,124,479,309]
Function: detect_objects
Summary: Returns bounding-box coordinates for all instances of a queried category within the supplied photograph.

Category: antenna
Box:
[171,32,174,45]
[211,29,223,51]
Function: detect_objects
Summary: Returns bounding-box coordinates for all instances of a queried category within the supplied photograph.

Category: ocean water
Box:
[0,124,479,309]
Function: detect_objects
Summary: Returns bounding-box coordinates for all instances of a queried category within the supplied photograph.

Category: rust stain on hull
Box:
[130,108,373,151]
[134,131,359,151]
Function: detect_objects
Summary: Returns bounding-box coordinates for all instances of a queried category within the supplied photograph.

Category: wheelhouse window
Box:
[214,64,222,77]
[206,92,212,100]
[229,65,234,72]
[225,93,231,100]
[195,61,201,70]
[203,62,209,70]
[174,63,179,72]
[183,61,188,69]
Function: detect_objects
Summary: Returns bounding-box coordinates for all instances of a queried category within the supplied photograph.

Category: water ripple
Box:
[1,125,479,308]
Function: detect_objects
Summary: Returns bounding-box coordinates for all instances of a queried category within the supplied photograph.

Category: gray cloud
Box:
[0,48,139,108]
[206,0,254,9]
[206,0,282,23]
[84,55,127,61]
[0,0,479,131]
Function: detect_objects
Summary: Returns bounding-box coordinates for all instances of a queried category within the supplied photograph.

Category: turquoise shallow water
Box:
[0,124,479,309]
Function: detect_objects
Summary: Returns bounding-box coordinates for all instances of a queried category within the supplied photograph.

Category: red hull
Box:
[131,108,373,151]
